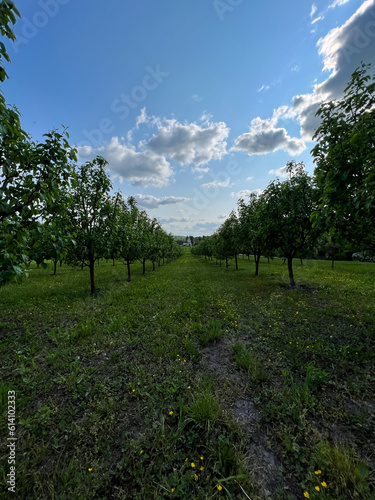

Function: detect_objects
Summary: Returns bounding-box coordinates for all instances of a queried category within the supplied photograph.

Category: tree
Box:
[237,193,266,276]
[0,129,76,284]
[217,211,241,269]
[67,157,119,294]
[0,2,77,285]
[262,162,318,286]
[312,63,375,251]
[109,196,140,282]
[0,0,20,82]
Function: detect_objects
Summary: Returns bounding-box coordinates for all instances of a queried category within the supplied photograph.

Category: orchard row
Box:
[192,65,375,286]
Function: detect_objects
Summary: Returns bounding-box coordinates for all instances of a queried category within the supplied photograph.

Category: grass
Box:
[0,252,374,499]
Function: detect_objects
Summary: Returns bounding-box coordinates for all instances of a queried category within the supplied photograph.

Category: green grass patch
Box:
[0,253,374,498]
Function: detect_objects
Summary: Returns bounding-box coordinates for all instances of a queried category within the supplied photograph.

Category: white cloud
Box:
[329,0,352,8]
[246,176,254,181]
[192,94,203,102]
[143,115,229,169]
[201,178,232,188]
[159,217,189,223]
[268,165,290,178]
[311,3,318,17]
[191,221,220,233]
[135,194,190,209]
[287,0,375,140]
[231,189,263,198]
[258,84,271,93]
[79,109,230,186]
[232,107,306,157]
[311,15,324,24]
[78,137,173,187]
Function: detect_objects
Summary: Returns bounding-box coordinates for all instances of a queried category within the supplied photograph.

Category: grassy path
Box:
[1,252,374,499]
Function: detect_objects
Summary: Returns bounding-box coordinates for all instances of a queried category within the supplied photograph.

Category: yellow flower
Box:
[315,486,320,492]
[200,456,204,460]
[171,488,175,492]
[194,474,198,481]
[185,458,188,461]
[140,450,143,454]
[314,470,322,475]
[191,462,195,468]
[217,485,223,491]
[169,411,173,415]
[304,492,309,498]
[200,466,204,471]
[188,386,191,389]
[132,389,136,392]
[321,481,327,488]
[88,468,92,472]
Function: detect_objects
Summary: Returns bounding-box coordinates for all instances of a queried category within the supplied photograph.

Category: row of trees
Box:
[20,157,183,294]
[192,162,318,286]
[192,64,375,286]
[0,2,182,293]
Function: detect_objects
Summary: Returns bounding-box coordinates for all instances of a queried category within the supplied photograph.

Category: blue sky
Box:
[3,0,375,235]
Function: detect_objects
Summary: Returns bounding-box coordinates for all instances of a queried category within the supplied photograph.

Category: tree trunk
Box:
[142,258,146,275]
[287,256,296,287]
[226,258,228,268]
[255,254,260,276]
[127,260,131,282]
[37,262,40,269]
[153,261,155,271]
[158,259,161,267]
[300,258,303,266]
[60,260,63,267]
[89,258,96,295]
[235,254,238,270]
[163,257,165,265]
[53,260,57,275]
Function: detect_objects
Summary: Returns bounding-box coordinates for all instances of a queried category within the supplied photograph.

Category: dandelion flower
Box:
[140,450,143,454]
[315,486,320,492]
[314,470,322,475]
[321,482,327,488]
[194,474,198,481]
[217,485,223,491]
[304,492,309,498]
[88,468,92,472]
[200,466,204,471]
[200,456,204,460]
[191,462,195,468]
[171,487,175,492]
[169,411,173,415]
